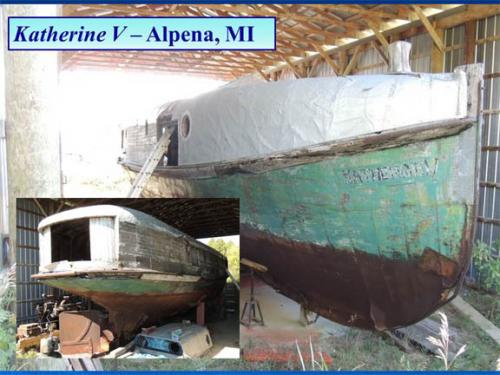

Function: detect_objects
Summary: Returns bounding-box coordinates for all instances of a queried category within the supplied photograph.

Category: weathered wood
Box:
[17,331,59,352]
[392,317,462,356]
[128,127,173,198]
[451,296,500,345]
[382,330,413,353]
[123,118,473,180]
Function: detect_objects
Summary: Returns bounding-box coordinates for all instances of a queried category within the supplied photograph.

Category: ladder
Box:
[127,128,173,198]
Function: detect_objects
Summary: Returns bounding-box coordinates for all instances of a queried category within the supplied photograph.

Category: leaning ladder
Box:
[127,128,173,198]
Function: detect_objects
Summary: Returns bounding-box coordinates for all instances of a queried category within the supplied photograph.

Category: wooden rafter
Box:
[411,5,445,52]
[280,54,304,78]
[371,41,389,66]
[364,19,389,50]
[60,4,499,80]
[343,45,362,76]
[255,68,270,81]
[312,43,340,75]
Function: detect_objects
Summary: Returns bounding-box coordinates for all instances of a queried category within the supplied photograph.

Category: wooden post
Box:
[431,27,444,73]
[343,45,362,76]
[464,21,476,64]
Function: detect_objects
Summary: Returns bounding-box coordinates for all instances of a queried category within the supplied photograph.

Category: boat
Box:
[32,205,228,336]
[120,62,483,330]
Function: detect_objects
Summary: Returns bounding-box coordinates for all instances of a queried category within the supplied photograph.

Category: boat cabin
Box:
[37,205,227,278]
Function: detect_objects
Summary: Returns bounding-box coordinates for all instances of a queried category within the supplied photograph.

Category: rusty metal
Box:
[240,267,265,328]
[67,286,225,340]
[59,310,114,357]
[240,223,471,331]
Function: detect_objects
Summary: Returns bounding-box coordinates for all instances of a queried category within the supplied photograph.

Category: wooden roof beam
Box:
[411,5,444,52]
[255,68,270,81]
[280,54,304,78]
[371,41,389,66]
[312,43,340,75]
[343,45,362,76]
[364,19,389,50]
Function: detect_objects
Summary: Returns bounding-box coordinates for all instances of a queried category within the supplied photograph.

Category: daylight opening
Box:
[50,218,91,263]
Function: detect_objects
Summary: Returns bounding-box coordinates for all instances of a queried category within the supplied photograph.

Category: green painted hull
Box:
[41,275,225,334]
[138,120,479,330]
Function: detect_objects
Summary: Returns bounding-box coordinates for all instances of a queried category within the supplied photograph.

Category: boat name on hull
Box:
[342,158,439,185]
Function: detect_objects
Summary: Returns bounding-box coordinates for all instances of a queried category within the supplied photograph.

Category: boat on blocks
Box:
[32,205,228,336]
[120,60,483,330]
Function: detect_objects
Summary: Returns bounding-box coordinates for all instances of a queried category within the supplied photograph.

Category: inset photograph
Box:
[15,198,239,359]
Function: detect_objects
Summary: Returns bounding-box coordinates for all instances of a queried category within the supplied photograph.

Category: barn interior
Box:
[0,3,499,371]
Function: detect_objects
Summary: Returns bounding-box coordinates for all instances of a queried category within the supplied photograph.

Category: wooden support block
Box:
[17,323,42,338]
[392,317,463,357]
[451,296,500,346]
[17,332,50,352]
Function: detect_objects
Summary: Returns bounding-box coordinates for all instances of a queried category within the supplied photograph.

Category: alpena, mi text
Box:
[12,24,255,47]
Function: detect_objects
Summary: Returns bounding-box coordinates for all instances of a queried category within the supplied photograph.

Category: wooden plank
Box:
[437,5,500,30]
[393,317,462,357]
[281,55,304,78]
[451,296,500,345]
[431,27,444,73]
[343,45,362,76]
[412,5,445,52]
[312,43,340,75]
[465,21,476,64]
[365,19,389,50]
[241,258,268,272]
[372,41,389,66]
[256,68,270,81]
[17,332,50,352]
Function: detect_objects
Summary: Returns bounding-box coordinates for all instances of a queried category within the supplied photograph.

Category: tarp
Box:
[157,71,467,165]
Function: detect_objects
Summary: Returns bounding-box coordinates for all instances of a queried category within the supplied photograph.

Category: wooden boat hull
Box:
[33,205,229,337]
[35,271,226,334]
[125,119,479,330]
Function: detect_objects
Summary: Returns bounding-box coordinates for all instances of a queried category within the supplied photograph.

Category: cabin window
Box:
[180,114,190,138]
[50,218,91,263]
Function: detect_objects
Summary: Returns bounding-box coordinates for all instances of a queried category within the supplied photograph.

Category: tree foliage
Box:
[207,238,240,282]
[473,241,500,293]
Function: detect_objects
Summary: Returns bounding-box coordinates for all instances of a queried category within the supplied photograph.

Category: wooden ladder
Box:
[127,128,173,198]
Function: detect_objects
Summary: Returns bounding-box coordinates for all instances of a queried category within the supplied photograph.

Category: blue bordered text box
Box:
[8,16,276,50]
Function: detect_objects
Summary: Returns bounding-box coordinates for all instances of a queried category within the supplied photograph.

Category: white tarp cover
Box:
[160,71,467,165]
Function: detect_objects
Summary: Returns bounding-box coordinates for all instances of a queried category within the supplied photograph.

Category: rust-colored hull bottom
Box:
[241,224,468,330]
[73,286,225,337]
